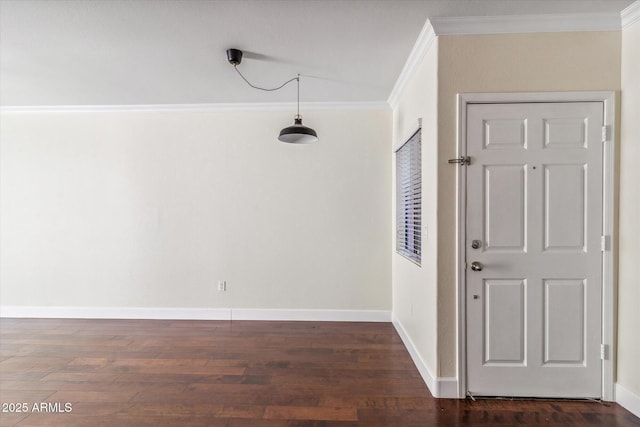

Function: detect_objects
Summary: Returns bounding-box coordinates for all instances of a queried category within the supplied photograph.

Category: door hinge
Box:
[601,344,608,360]
[448,156,470,166]
[601,235,610,252]
[602,125,610,143]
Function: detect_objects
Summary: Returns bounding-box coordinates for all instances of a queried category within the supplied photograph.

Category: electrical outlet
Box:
[217,280,227,292]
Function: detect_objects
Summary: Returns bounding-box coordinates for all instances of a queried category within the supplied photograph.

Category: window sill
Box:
[396,251,421,267]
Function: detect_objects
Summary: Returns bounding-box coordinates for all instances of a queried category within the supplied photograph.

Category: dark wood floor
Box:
[1,319,638,427]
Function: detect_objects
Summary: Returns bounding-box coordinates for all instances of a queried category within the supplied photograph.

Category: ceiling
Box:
[0,0,634,107]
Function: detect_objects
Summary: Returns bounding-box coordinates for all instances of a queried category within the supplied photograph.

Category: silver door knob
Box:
[470,261,483,271]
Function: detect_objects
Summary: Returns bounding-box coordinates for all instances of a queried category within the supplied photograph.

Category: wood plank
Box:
[1,319,638,426]
[264,405,358,421]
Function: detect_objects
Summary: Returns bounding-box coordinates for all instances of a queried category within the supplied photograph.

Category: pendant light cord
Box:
[233,65,299,92]
[297,73,300,117]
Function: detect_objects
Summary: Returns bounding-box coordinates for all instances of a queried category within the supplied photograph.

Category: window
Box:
[395,129,421,264]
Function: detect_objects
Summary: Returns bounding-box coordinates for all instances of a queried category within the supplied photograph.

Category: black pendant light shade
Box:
[278,115,318,144]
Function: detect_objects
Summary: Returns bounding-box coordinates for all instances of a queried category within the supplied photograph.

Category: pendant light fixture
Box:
[226,48,318,143]
[278,76,318,144]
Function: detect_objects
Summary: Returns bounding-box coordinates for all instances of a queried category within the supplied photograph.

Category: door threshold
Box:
[465,394,606,405]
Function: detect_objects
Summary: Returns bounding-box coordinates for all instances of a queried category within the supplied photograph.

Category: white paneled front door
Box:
[465,102,604,398]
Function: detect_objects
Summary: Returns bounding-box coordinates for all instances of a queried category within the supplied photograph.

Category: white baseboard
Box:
[0,306,232,320]
[0,306,390,323]
[437,376,460,398]
[392,314,437,393]
[616,383,640,419]
[231,308,390,322]
[392,313,459,398]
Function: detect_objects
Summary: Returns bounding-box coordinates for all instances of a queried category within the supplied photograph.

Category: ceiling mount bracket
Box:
[226,49,243,66]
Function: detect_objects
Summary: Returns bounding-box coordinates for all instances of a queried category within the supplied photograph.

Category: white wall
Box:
[618,16,640,404]
[0,108,391,314]
[391,40,439,386]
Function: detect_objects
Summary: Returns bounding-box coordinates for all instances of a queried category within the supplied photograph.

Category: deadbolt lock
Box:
[471,240,482,249]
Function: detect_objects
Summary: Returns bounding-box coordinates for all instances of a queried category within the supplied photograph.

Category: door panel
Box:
[544,118,587,149]
[543,279,585,365]
[484,165,527,252]
[483,279,526,365]
[484,119,527,149]
[466,102,603,398]
[544,164,586,252]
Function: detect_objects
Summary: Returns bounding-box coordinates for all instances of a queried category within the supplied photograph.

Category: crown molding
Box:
[622,0,640,28]
[387,19,436,108]
[387,12,623,108]
[3,10,630,115]
[0,101,389,114]
[429,13,621,36]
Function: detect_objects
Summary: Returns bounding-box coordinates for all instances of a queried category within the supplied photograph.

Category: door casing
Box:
[454,92,616,401]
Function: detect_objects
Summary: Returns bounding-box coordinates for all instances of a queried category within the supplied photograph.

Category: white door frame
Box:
[455,91,616,401]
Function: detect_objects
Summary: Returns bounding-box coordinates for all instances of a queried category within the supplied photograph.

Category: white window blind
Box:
[395,129,421,264]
